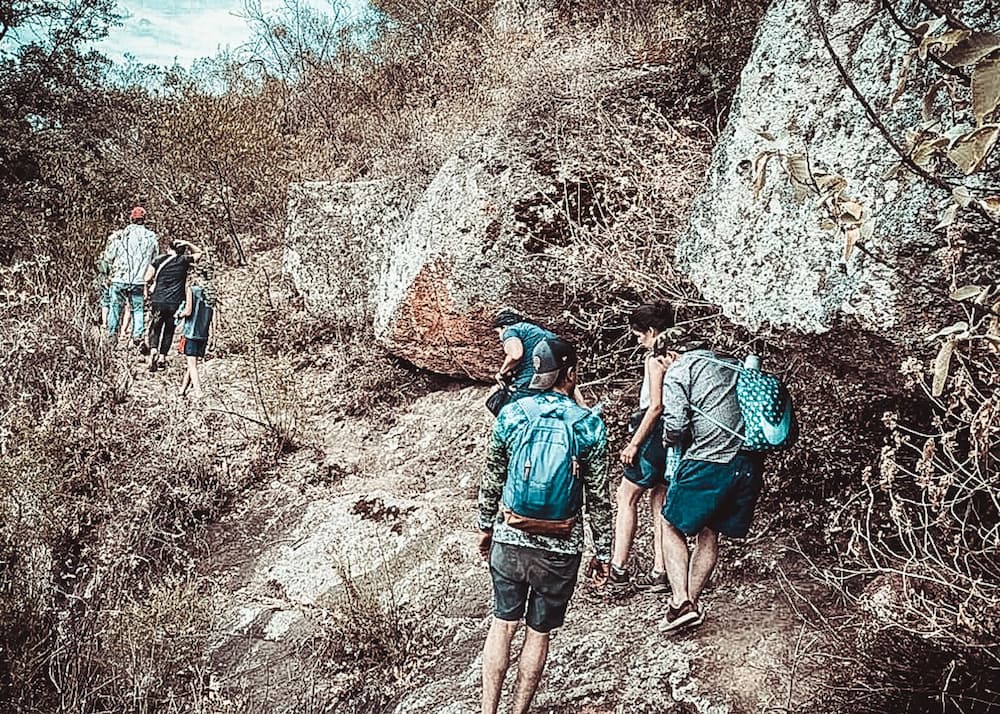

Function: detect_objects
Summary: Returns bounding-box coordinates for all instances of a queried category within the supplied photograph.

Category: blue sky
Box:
[99,0,367,67]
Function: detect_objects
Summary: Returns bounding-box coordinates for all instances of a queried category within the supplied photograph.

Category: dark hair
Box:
[628,301,675,333]
[171,241,188,255]
[491,308,526,329]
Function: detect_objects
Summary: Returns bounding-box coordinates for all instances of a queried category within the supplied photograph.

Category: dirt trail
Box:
[110,250,831,712]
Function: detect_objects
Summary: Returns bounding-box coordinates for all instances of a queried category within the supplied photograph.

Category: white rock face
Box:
[373,138,537,378]
[681,0,950,334]
[283,180,412,324]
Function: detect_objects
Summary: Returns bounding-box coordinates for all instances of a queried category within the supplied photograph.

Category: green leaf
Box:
[920,29,971,61]
[947,125,1000,174]
[978,195,1000,220]
[890,49,917,108]
[949,285,982,301]
[935,202,958,230]
[932,339,955,397]
[751,151,776,201]
[953,185,974,207]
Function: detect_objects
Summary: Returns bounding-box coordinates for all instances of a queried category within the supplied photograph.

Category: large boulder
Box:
[373,138,546,379]
[283,180,413,325]
[679,0,992,337]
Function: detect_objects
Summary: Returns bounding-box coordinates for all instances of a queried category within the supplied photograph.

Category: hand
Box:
[585,557,610,586]
[655,350,680,369]
[477,529,493,561]
[620,444,639,465]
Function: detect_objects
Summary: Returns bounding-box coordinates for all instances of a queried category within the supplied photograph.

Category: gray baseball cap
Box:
[528,338,578,390]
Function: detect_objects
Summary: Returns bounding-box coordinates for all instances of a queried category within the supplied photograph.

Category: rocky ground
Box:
[91,244,842,714]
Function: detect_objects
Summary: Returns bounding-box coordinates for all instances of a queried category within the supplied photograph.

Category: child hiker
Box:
[609,301,683,591]
[175,277,213,399]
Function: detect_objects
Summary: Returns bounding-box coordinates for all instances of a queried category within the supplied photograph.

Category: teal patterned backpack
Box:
[691,354,798,453]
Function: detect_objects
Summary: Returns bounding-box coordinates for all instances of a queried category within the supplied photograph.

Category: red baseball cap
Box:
[130,206,146,220]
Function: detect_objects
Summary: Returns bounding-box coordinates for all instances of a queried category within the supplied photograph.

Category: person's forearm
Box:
[581,445,612,561]
[477,438,508,529]
[498,355,518,377]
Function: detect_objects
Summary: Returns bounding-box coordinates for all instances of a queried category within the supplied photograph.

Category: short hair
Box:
[491,308,525,330]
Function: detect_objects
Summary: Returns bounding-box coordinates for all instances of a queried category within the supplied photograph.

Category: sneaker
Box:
[691,602,706,627]
[608,564,631,588]
[136,340,150,356]
[148,360,158,373]
[660,600,700,632]
[634,570,669,593]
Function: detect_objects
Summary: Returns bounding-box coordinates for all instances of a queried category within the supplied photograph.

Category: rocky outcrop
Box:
[680,0,991,336]
[283,138,562,380]
[283,180,413,324]
[373,139,546,380]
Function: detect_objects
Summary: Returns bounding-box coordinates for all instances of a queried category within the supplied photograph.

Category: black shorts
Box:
[183,338,207,358]
[489,542,581,633]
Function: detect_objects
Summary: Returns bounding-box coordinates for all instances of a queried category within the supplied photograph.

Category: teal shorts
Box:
[661,452,764,538]
[623,414,666,489]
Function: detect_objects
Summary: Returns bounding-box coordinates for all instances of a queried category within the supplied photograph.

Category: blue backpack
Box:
[501,396,591,537]
[691,355,798,452]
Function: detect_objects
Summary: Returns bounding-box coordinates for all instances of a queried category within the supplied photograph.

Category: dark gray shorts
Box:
[489,542,581,633]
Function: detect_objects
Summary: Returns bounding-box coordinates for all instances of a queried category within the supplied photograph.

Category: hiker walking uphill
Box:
[655,328,796,632]
[176,280,213,400]
[144,239,202,372]
[477,338,611,714]
[609,302,684,592]
[491,309,556,402]
[489,308,588,415]
[105,206,157,349]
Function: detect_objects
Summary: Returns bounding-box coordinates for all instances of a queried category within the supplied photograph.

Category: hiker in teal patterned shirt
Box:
[491,309,556,401]
[477,337,611,714]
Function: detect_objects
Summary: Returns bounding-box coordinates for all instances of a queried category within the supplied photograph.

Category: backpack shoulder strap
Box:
[153,254,176,282]
[690,353,743,372]
[689,404,745,441]
[516,395,542,422]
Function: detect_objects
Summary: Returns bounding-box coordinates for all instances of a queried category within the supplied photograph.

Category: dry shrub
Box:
[806,219,1000,711]
[0,260,277,711]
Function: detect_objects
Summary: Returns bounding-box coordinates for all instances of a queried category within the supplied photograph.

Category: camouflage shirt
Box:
[477,391,612,561]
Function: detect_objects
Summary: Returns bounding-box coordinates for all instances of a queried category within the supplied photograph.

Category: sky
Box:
[99,0,368,68]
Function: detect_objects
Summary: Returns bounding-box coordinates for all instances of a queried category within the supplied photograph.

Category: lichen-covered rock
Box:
[373,139,545,379]
[283,180,413,324]
[680,0,989,336]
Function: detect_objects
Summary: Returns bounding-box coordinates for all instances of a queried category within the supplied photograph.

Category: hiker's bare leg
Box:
[661,521,691,606]
[180,368,190,395]
[481,617,518,714]
[511,627,549,714]
[187,356,203,397]
[612,479,644,568]
[120,304,131,339]
[688,527,719,606]
[650,485,667,572]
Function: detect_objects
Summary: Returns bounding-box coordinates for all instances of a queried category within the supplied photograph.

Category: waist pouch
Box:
[502,509,576,538]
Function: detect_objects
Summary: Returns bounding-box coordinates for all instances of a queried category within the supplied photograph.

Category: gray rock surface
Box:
[283,180,413,324]
[680,0,978,335]
[373,137,543,379]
